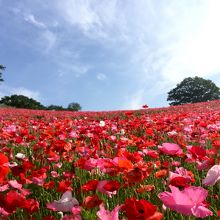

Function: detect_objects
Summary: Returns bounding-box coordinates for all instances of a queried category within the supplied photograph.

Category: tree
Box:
[0,65,5,82]
[47,105,64,111]
[0,94,45,109]
[67,102,82,111]
[167,76,220,106]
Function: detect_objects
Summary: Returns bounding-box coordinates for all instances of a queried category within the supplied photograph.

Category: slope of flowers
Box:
[0,101,220,219]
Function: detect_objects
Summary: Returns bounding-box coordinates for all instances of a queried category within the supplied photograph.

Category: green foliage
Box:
[0,64,5,82]
[0,94,82,112]
[0,94,45,109]
[67,102,82,111]
[46,105,64,111]
[167,76,220,106]
[0,103,11,108]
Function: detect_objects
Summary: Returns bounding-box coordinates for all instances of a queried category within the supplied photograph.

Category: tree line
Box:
[0,94,82,111]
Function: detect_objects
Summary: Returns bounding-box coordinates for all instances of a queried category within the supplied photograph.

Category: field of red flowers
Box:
[0,101,220,220]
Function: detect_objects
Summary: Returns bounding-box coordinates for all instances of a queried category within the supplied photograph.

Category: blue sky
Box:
[1,0,220,111]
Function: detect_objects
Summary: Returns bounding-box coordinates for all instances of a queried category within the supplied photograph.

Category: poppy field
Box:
[0,101,220,220]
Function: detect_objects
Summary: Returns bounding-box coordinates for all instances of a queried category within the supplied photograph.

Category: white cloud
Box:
[56,0,128,41]
[0,85,41,102]
[11,87,41,101]
[123,89,145,110]
[96,73,106,80]
[59,0,101,31]
[117,1,220,108]
[161,1,220,82]
[59,63,91,78]
[123,79,174,110]
[21,11,57,52]
[24,13,46,28]
[41,30,57,52]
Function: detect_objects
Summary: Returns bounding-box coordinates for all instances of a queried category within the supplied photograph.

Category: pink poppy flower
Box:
[96,158,118,174]
[158,143,183,155]
[196,157,214,170]
[97,203,122,220]
[54,162,63,169]
[0,207,10,216]
[72,206,81,216]
[202,165,220,186]
[47,191,79,212]
[169,167,192,182]
[0,184,9,192]
[8,180,30,196]
[47,150,60,162]
[84,158,98,171]
[3,125,17,133]
[61,207,82,220]
[8,180,22,190]
[62,215,82,220]
[97,180,119,198]
[69,131,78,138]
[51,171,59,178]
[159,186,213,218]
[32,177,45,186]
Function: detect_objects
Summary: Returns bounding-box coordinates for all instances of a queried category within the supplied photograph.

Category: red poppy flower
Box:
[170,176,188,188]
[146,128,153,135]
[4,190,26,213]
[0,153,8,165]
[82,195,102,209]
[123,151,143,163]
[212,140,220,149]
[136,184,155,193]
[118,159,133,170]
[22,160,34,172]
[142,104,149,108]
[124,111,133,116]
[22,199,39,213]
[103,180,120,192]
[11,165,24,177]
[57,180,72,192]
[44,181,56,189]
[155,169,167,178]
[0,153,9,183]
[125,167,144,183]
[81,180,99,192]
[123,197,162,220]
[189,146,206,159]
